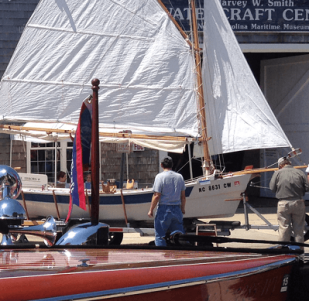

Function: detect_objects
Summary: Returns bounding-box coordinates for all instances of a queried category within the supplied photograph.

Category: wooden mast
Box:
[157,0,211,175]
[190,0,211,175]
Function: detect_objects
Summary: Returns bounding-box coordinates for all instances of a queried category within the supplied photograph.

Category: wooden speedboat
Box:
[0,245,300,301]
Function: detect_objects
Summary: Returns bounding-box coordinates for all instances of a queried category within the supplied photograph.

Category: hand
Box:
[181,208,185,214]
[148,210,153,218]
[306,164,309,173]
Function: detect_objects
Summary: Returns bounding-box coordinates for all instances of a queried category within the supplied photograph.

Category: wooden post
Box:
[52,190,61,220]
[20,190,30,220]
[120,189,129,226]
[90,79,100,225]
[85,189,91,218]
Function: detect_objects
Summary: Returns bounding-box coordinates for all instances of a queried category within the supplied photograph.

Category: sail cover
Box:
[0,0,198,141]
[202,0,292,155]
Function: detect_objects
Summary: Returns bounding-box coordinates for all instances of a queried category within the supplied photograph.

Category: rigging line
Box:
[266,161,278,169]
[110,0,170,36]
[2,78,190,91]
[27,24,154,42]
[192,156,202,162]
[164,0,187,33]
[194,77,208,131]
[218,154,226,172]
[1,78,90,87]
[195,79,203,91]
[197,109,207,126]
[249,183,270,190]
[175,160,190,173]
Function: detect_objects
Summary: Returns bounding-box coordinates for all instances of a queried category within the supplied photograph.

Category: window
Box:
[27,140,100,184]
[30,142,60,183]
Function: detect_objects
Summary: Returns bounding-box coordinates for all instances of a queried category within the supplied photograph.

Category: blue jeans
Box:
[154,205,184,246]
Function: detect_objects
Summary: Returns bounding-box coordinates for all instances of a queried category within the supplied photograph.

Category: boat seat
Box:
[101,181,116,193]
[126,179,135,189]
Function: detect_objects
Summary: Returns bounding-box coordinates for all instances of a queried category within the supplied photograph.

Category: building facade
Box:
[1,0,309,193]
[0,0,40,169]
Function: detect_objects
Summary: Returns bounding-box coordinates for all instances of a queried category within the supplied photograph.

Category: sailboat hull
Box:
[17,174,251,223]
[0,247,296,301]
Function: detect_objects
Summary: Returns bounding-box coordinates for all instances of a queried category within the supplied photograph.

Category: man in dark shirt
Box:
[270,157,309,244]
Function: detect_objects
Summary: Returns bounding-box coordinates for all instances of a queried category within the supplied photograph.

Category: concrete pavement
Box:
[122,206,309,253]
[1,205,308,254]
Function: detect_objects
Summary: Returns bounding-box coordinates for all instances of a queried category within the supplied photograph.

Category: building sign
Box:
[116,142,131,153]
[116,143,144,153]
[222,0,309,32]
[132,144,145,152]
[162,0,309,32]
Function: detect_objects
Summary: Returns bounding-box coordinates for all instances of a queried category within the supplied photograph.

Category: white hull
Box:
[17,174,251,223]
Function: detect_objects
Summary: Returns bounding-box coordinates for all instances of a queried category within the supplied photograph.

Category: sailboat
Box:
[0,0,293,231]
[0,1,307,300]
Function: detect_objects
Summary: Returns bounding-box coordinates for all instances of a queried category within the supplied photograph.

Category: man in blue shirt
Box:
[84,173,91,190]
[148,156,186,246]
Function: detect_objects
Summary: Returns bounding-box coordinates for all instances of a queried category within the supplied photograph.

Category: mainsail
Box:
[0,0,291,155]
[0,0,198,143]
[202,0,292,156]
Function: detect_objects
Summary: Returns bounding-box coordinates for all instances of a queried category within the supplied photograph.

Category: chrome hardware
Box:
[78,259,90,267]
[56,222,109,246]
[2,216,57,247]
[0,165,22,200]
[0,165,25,221]
[0,197,26,220]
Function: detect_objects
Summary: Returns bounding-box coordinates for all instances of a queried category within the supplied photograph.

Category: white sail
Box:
[0,0,198,140]
[202,0,292,156]
[0,0,292,156]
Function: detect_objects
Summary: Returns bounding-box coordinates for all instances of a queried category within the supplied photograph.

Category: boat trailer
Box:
[203,192,309,242]
[18,190,309,245]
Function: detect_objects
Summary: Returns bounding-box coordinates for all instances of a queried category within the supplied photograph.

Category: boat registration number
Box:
[280,274,289,292]
[199,182,231,192]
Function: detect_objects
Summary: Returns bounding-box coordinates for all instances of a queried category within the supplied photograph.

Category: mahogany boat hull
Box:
[0,247,296,301]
